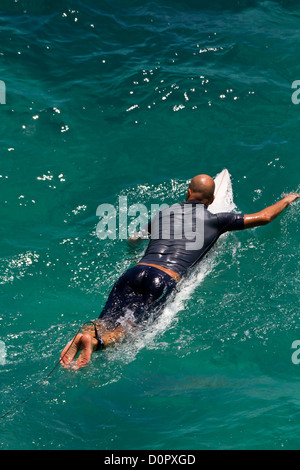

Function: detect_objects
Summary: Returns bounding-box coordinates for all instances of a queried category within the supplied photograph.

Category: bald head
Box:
[186,174,215,206]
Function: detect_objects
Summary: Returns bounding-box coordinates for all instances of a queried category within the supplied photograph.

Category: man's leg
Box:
[60,266,177,369]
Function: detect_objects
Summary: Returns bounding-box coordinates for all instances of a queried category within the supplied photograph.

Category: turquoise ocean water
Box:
[0,0,300,450]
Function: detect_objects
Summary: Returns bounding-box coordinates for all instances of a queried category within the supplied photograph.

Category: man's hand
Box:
[127,233,142,244]
[284,193,300,205]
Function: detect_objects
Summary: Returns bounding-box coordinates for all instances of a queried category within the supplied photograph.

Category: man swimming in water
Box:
[60,174,299,369]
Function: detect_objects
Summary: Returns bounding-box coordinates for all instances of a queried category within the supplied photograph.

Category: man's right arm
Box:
[243,193,300,229]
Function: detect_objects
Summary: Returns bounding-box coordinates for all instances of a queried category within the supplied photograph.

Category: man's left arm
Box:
[243,193,299,229]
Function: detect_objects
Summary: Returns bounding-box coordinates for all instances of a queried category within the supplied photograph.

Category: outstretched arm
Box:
[243,193,299,229]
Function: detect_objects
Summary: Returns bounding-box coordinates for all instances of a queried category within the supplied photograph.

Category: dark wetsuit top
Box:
[139,201,245,277]
[99,201,244,327]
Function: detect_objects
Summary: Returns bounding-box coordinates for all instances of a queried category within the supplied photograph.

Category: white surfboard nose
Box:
[209,169,236,214]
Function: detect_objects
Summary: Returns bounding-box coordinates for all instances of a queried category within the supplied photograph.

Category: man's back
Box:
[140,201,244,277]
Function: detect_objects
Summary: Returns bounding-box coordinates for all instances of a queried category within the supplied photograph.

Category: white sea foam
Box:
[0,251,39,285]
[0,341,7,366]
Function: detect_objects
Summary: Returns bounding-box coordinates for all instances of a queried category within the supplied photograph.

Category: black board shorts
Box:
[99,265,177,328]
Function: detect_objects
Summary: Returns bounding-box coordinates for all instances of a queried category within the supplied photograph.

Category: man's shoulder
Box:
[214,212,245,232]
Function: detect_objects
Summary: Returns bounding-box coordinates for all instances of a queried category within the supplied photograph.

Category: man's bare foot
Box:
[60,333,98,370]
[60,322,128,370]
